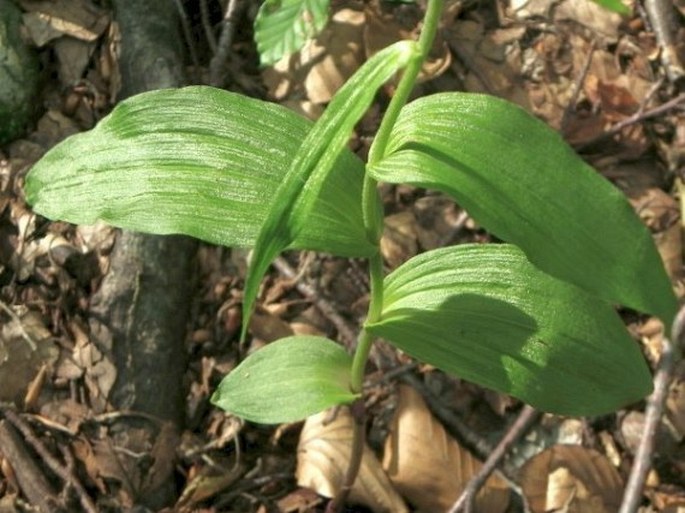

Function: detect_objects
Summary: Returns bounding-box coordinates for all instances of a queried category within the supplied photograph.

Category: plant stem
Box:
[334,1,445,510]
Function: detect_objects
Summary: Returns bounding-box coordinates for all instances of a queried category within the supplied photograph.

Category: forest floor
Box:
[1,0,685,511]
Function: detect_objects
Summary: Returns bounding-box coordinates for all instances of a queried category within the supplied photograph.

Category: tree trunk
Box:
[89,0,196,508]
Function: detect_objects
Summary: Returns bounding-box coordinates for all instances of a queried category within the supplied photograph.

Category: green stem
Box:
[335,3,445,510]
[352,0,445,392]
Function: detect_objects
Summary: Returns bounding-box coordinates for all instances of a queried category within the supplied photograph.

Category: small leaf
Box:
[211,336,357,424]
[255,0,331,66]
[365,244,653,416]
[590,0,630,15]
[242,40,419,339]
[368,93,676,324]
[25,86,374,257]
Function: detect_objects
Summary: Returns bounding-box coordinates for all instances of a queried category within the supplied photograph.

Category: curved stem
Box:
[334,2,445,511]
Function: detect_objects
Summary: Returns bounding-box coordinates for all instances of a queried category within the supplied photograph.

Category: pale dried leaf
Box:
[383,385,509,513]
[519,445,623,513]
[20,0,109,44]
[297,408,408,513]
[380,211,419,268]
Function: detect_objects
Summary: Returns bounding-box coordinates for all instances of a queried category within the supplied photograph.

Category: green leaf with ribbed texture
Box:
[242,40,419,340]
[211,336,357,423]
[25,86,374,257]
[255,0,330,66]
[368,93,676,324]
[366,244,652,416]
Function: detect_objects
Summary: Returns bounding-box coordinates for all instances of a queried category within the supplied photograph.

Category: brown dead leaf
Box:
[519,445,623,513]
[667,360,685,439]
[276,487,324,513]
[297,408,408,513]
[554,0,623,43]
[20,0,109,46]
[363,3,451,82]
[627,187,681,280]
[381,211,419,268]
[249,309,294,343]
[383,385,510,513]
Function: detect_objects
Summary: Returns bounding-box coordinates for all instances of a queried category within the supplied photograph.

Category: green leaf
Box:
[25,86,374,257]
[590,0,630,15]
[211,335,357,423]
[368,93,676,324]
[366,244,652,416]
[255,0,330,66]
[242,40,419,340]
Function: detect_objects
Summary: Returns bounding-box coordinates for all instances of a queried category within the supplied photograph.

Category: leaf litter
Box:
[1,0,685,511]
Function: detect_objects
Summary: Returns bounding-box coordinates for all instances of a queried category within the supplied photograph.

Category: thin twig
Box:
[0,301,37,350]
[619,308,685,513]
[448,405,540,513]
[200,0,218,53]
[561,39,596,135]
[272,256,358,347]
[578,92,685,149]
[173,0,201,82]
[643,0,685,83]
[209,0,240,87]
[2,408,98,513]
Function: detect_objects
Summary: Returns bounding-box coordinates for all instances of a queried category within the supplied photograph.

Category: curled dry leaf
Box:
[296,408,408,513]
[518,445,623,513]
[383,385,510,513]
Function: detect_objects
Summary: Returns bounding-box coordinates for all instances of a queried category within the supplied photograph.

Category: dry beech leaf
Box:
[383,385,510,513]
[296,408,408,513]
[667,360,685,439]
[381,211,420,268]
[519,445,623,513]
[362,3,451,82]
[627,187,682,280]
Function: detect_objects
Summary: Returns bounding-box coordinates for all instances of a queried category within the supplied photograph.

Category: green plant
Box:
[25,0,674,503]
[254,0,629,66]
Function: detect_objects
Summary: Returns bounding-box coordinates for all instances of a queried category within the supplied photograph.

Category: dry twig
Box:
[1,407,98,513]
[447,405,540,513]
[209,0,240,87]
[643,0,685,83]
[578,91,685,149]
[619,307,685,513]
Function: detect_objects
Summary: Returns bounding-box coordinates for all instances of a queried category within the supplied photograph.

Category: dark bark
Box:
[88,0,197,508]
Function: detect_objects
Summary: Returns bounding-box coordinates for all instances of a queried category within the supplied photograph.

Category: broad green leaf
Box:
[255,0,330,66]
[25,86,374,257]
[211,335,357,423]
[366,244,652,416]
[590,0,630,15]
[242,40,419,340]
[368,93,676,324]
